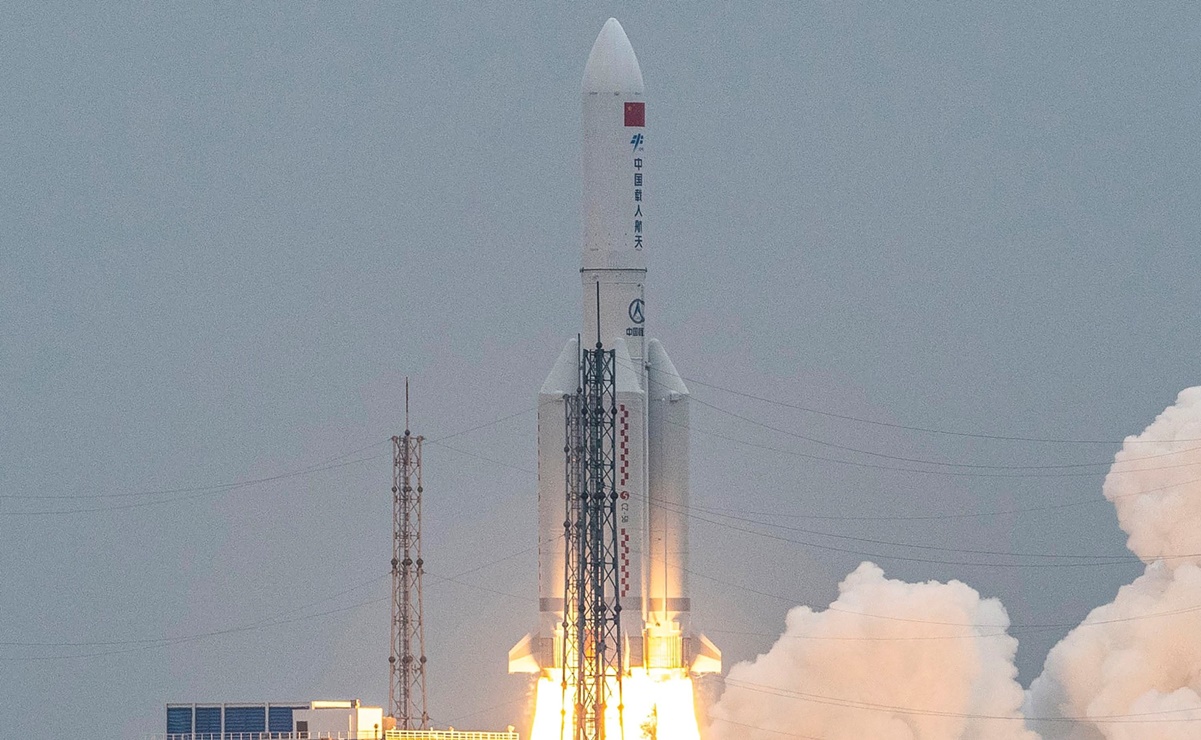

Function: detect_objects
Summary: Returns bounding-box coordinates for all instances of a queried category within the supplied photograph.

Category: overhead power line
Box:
[648,496,1136,562]
[685,474,1201,522]
[679,417,1199,479]
[0,538,548,660]
[720,677,1201,724]
[0,401,545,514]
[687,393,1201,471]
[671,497,1142,568]
[671,366,1191,445]
[0,450,392,516]
[0,440,393,502]
[683,564,1201,632]
[0,592,392,662]
[616,354,1201,477]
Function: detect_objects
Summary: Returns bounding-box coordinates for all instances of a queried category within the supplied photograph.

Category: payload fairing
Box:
[509,18,720,681]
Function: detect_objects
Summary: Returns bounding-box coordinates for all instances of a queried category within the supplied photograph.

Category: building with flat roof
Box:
[160,700,518,740]
[164,699,381,739]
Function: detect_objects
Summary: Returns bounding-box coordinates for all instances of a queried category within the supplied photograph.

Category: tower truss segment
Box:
[390,381,428,730]
[563,342,624,740]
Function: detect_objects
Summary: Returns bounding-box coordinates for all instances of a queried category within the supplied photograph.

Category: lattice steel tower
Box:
[560,357,585,740]
[561,329,625,740]
[389,380,428,729]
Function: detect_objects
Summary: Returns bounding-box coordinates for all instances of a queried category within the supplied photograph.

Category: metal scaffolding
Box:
[562,338,624,740]
[390,380,428,730]
[560,363,585,740]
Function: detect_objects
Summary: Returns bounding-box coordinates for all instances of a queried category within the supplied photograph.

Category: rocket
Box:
[509,18,720,680]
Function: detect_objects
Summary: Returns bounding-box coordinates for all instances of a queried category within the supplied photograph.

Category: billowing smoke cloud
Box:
[709,562,1036,740]
[707,388,1201,739]
[1027,388,1201,739]
[1104,387,1201,567]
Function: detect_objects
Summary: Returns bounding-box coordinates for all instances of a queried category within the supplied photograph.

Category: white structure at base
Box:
[293,700,384,739]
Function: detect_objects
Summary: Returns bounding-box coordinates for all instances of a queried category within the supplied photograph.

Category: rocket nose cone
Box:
[582,18,644,95]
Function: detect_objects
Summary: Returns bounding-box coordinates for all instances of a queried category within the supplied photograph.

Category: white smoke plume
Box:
[1104,387,1201,567]
[709,562,1036,740]
[1027,387,1201,739]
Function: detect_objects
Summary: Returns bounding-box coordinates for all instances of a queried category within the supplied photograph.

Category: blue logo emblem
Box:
[628,298,645,324]
[630,133,644,152]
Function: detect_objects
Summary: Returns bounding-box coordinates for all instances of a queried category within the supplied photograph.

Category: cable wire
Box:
[675,369,1185,445]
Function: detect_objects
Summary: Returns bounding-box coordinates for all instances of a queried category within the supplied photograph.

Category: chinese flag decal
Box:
[624,101,645,127]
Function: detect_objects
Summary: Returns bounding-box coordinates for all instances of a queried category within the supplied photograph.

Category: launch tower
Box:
[562,335,625,740]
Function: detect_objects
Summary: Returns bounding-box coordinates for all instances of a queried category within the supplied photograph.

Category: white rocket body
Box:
[509,18,720,679]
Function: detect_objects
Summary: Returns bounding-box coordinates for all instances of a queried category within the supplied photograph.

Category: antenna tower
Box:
[389,379,428,729]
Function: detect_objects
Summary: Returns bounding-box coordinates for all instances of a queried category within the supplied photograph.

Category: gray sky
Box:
[3,3,1199,737]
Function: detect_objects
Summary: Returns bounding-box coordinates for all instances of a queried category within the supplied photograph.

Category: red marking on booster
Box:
[624,101,645,127]
[619,404,631,597]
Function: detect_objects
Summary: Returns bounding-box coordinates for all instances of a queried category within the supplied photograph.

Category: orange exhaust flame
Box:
[530,670,702,740]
